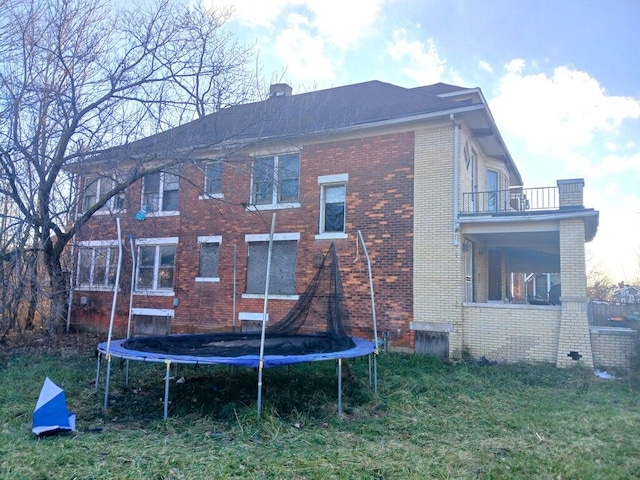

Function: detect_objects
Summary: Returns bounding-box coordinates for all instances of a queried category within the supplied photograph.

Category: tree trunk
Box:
[25,254,38,330]
[44,254,69,335]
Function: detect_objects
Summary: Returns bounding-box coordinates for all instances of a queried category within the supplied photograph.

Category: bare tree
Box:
[0,0,259,333]
[586,257,615,302]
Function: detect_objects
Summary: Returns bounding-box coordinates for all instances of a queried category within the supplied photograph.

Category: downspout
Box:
[451,114,460,245]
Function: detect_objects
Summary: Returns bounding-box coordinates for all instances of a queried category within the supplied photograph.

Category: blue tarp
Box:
[32,377,76,437]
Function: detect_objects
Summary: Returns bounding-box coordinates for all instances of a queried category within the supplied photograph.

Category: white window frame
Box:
[248,153,301,211]
[131,307,175,317]
[134,237,178,296]
[243,232,300,300]
[76,240,120,291]
[200,161,224,199]
[315,173,349,240]
[141,172,180,217]
[195,235,222,283]
[83,176,126,215]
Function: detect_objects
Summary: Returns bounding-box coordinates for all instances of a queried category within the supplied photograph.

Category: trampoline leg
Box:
[103,354,112,411]
[368,354,372,388]
[95,352,101,393]
[373,353,378,395]
[125,359,130,387]
[337,358,343,415]
[163,360,171,420]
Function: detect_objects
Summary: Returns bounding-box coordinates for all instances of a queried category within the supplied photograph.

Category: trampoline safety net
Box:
[122,243,355,357]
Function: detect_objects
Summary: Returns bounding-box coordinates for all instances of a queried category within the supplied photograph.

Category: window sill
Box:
[315,232,348,240]
[245,202,300,211]
[145,211,180,217]
[195,277,220,283]
[92,209,127,216]
[199,193,224,200]
[133,290,175,297]
[242,293,299,301]
[75,286,117,292]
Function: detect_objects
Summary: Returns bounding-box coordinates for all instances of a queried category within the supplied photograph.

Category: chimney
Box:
[269,83,292,98]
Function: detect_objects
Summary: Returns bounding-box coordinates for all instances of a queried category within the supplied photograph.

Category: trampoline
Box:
[97,335,376,419]
[96,224,380,419]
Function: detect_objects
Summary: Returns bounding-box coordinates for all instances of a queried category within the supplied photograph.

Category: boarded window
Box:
[198,243,219,278]
[246,240,297,295]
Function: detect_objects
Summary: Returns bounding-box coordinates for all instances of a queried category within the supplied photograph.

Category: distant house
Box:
[68,80,600,367]
[612,285,640,305]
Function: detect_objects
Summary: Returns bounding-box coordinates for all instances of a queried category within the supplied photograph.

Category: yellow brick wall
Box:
[462,304,561,363]
[556,217,593,367]
[413,124,465,355]
[591,328,637,368]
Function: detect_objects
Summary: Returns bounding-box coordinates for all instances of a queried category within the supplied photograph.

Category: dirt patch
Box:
[0,329,103,356]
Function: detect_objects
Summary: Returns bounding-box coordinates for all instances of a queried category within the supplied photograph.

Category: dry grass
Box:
[1,332,639,479]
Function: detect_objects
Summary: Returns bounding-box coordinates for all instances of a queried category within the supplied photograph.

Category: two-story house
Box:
[612,285,640,305]
[71,80,599,367]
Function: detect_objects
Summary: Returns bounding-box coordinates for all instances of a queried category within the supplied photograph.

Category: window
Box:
[204,161,223,197]
[135,238,178,293]
[250,153,300,208]
[82,176,126,213]
[196,236,221,282]
[486,169,499,212]
[77,241,119,289]
[316,174,348,239]
[142,172,179,213]
[245,234,299,296]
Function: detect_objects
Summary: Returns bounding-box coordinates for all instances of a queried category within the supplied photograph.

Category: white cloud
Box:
[478,60,493,73]
[598,150,640,176]
[386,29,445,85]
[212,0,298,27]
[586,186,640,282]
[275,16,336,83]
[218,0,383,41]
[491,61,640,157]
[302,0,383,47]
[215,0,384,86]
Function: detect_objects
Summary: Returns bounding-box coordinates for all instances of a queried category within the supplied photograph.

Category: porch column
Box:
[556,217,593,368]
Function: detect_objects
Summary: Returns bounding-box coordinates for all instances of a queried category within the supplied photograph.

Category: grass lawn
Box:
[1,333,639,479]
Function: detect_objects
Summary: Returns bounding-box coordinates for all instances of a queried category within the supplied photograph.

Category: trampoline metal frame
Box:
[95,337,377,419]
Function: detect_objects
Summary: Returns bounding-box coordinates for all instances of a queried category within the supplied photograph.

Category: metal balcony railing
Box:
[461,186,559,215]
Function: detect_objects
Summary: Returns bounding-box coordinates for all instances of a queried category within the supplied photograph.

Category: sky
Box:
[213,0,640,283]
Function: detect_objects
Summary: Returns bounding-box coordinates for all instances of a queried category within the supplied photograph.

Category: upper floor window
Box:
[204,161,223,197]
[77,241,119,289]
[196,236,221,282]
[316,174,348,240]
[142,172,179,214]
[250,153,300,209]
[135,238,178,294]
[82,176,126,214]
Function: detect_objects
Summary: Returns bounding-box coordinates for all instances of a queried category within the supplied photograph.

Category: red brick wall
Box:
[73,131,415,347]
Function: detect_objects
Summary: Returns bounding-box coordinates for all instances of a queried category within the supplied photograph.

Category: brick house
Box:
[71,80,599,367]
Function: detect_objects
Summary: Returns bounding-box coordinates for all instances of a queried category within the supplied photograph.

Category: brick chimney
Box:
[269,83,292,97]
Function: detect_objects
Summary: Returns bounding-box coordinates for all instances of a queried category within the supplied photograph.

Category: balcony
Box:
[460,179,585,216]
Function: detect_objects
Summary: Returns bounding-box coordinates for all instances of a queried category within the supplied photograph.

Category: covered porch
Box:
[457,179,599,367]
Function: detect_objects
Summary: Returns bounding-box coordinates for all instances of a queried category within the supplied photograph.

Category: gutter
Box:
[451,114,460,246]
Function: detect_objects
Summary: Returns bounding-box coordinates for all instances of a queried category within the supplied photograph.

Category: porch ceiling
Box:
[465,231,559,255]
[466,231,561,272]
